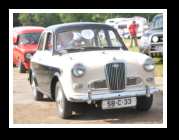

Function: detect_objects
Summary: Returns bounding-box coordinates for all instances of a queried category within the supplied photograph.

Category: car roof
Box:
[13,26,45,34]
[46,22,115,32]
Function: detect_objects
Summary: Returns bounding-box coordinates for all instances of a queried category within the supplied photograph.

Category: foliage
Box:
[14,13,159,27]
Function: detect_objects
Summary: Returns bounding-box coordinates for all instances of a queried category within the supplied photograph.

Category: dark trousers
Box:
[130,35,138,48]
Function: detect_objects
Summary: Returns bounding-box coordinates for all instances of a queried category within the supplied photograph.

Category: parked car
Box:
[29,22,160,118]
[140,14,163,57]
[13,26,45,73]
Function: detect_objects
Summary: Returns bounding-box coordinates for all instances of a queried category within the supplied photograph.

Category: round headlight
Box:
[25,53,32,60]
[143,58,155,72]
[152,36,159,43]
[72,63,86,77]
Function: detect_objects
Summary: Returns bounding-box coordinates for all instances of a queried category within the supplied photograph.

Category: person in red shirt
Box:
[128,20,138,48]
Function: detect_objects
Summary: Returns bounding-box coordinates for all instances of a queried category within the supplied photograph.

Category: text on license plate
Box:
[102,97,137,110]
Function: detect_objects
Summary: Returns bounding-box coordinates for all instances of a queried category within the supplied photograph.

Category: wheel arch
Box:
[50,72,61,100]
[29,69,32,84]
[29,69,38,86]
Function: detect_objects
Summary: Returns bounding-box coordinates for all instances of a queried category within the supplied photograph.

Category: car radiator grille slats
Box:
[105,63,125,90]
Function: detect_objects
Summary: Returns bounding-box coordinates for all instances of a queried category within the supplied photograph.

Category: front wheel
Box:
[55,81,72,119]
[136,95,153,111]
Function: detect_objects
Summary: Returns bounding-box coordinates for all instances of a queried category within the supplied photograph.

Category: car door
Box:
[31,31,47,93]
[38,32,55,94]
[31,31,55,95]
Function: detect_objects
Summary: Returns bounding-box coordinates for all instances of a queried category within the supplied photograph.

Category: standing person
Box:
[129,20,138,48]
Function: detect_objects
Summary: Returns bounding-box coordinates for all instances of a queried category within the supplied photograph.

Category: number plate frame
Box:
[102,97,137,110]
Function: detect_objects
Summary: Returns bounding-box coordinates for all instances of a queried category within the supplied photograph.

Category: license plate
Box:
[102,97,137,110]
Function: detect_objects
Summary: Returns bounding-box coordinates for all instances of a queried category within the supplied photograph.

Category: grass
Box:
[153,58,163,77]
[128,46,140,52]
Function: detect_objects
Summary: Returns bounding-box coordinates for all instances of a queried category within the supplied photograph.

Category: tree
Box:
[13,13,21,27]
[18,13,61,27]
[18,13,36,26]
[15,13,159,27]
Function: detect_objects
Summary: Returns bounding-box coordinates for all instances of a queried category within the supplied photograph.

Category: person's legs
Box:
[130,36,133,48]
[134,36,138,47]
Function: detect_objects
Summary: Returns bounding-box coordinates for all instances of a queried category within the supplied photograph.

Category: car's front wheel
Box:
[31,78,43,101]
[55,81,72,119]
[136,95,153,111]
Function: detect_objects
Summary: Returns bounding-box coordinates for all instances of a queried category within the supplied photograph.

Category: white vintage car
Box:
[29,22,160,118]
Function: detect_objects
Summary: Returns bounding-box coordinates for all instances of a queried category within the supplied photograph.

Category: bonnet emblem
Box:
[113,57,117,61]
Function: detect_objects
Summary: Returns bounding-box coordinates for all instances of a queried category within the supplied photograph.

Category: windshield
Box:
[18,32,42,45]
[56,29,123,52]
[152,15,163,29]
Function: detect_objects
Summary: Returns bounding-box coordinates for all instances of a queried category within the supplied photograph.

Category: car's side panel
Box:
[31,56,62,97]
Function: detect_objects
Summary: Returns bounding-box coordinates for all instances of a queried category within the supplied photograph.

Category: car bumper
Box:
[68,87,161,103]
[140,47,163,55]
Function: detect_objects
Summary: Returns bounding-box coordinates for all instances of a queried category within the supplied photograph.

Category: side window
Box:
[108,30,122,47]
[45,32,53,51]
[97,30,108,47]
[38,32,45,51]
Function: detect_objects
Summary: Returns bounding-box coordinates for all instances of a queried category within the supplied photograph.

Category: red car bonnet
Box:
[17,44,38,53]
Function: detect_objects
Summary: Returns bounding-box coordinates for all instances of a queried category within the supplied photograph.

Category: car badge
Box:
[113,64,119,68]
[113,57,117,61]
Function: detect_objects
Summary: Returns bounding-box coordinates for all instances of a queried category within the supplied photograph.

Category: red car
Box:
[13,26,44,73]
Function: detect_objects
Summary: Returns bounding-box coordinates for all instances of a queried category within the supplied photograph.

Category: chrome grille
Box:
[105,63,125,90]
[127,77,136,86]
[89,80,107,89]
[159,35,163,42]
[88,77,142,90]
[127,77,142,86]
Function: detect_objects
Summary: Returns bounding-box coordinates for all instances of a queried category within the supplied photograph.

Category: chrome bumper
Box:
[140,46,163,54]
[69,87,161,103]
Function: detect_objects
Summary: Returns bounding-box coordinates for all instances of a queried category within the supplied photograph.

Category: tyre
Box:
[136,95,153,111]
[18,62,26,73]
[31,78,43,101]
[72,103,89,114]
[55,81,72,119]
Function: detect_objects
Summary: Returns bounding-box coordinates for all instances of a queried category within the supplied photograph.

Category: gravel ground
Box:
[13,68,163,124]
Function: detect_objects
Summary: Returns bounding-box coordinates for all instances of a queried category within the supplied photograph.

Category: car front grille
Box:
[105,63,126,90]
[159,35,163,42]
[89,80,107,89]
[127,77,142,86]
[88,77,142,90]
